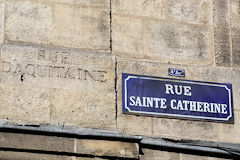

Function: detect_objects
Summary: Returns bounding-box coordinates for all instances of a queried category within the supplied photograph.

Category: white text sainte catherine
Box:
[129,84,228,114]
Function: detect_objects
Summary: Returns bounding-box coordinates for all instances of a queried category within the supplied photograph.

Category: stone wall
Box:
[0,0,239,159]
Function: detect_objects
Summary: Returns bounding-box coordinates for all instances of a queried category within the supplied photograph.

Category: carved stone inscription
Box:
[0,47,108,83]
[0,44,115,128]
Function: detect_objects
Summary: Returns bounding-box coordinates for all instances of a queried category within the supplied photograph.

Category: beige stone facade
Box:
[0,0,239,159]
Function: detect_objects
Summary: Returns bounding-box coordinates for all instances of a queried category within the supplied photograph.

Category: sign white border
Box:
[124,75,233,121]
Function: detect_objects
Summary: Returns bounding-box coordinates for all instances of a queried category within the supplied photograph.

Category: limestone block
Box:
[214,26,231,67]
[232,28,240,67]
[76,139,139,159]
[213,0,230,26]
[117,114,153,137]
[68,0,109,7]
[51,89,116,129]
[181,153,228,160]
[168,0,212,25]
[0,1,4,43]
[112,0,166,19]
[44,0,109,7]
[0,43,116,128]
[52,4,110,51]
[146,20,213,65]
[112,15,145,58]
[5,0,52,44]
[231,1,240,67]
[218,111,240,143]
[152,117,220,141]
[112,9,214,65]
[212,0,231,67]
[0,132,74,152]
[0,43,115,94]
[0,84,50,124]
[0,151,73,160]
[140,149,180,160]
[231,0,240,28]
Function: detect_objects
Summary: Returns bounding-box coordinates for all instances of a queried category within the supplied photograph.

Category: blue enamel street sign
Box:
[168,68,185,77]
[122,73,234,123]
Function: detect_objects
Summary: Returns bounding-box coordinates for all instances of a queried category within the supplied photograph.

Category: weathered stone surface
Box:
[153,117,220,141]
[231,0,240,67]
[113,16,213,66]
[0,132,74,152]
[213,0,231,67]
[0,1,4,43]
[168,0,212,25]
[112,1,214,66]
[52,4,110,51]
[214,26,231,67]
[181,153,228,160]
[140,149,180,160]
[0,43,116,128]
[0,0,239,152]
[231,0,240,28]
[218,111,240,143]
[112,16,145,58]
[232,29,240,67]
[190,65,240,84]
[146,20,213,65]
[76,139,139,158]
[67,0,109,7]
[231,28,240,67]
[5,0,52,44]
[0,44,114,92]
[44,0,109,7]
[112,0,166,19]
[0,151,73,160]
[117,114,153,137]
[51,89,116,129]
[213,0,230,25]
[0,84,50,124]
